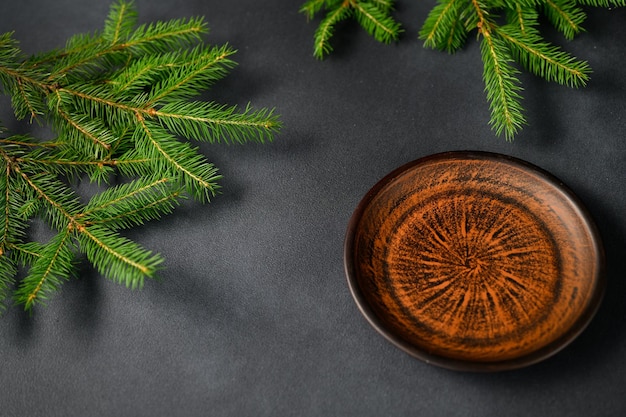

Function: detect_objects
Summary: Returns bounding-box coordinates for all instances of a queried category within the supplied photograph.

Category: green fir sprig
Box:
[300,0,403,58]
[301,0,625,140]
[0,1,281,312]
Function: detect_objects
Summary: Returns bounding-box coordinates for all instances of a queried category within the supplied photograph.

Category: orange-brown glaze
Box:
[350,153,602,365]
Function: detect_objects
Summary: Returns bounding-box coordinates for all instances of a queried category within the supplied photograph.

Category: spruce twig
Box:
[0,1,281,313]
[301,0,624,140]
[300,0,403,59]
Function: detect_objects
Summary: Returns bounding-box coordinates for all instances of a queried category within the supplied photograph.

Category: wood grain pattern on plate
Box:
[345,152,604,371]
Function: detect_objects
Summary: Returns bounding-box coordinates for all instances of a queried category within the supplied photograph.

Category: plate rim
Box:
[344,150,606,372]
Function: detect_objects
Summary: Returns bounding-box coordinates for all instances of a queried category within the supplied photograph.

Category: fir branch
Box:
[302,0,625,140]
[313,2,353,59]
[111,149,153,178]
[134,118,221,202]
[505,4,539,35]
[77,225,162,289]
[9,242,45,267]
[543,0,586,40]
[419,0,468,53]
[300,0,329,20]
[13,229,75,310]
[351,1,403,44]
[496,24,590,87]
[55,110,117,157]
[107,52,190,96]
[0,162,28,248]
[80,176,183,230]
[472,0,525,140]
[103,0,138,45]
[305,0,402,59]
[127,16,208,54]
[0,136,60,149]
[0,0,280,312]
[47,15,207,85]
[13,170,82,231]
[12,77,48,121]
[13,147,116,182]
[67,89,134,119]
[51,33,125,83]
[480,34,525,140]
[369,0,396,13]
[0,33,21,65]
[155,101,281,144]
[143,44,237,105]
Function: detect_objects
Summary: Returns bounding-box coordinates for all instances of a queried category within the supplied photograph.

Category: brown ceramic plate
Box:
[345,151,604,371]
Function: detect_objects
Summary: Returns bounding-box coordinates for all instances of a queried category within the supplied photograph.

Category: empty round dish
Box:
[344,151,604,371]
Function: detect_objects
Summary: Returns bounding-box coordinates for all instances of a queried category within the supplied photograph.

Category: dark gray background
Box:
[1,1,625,416]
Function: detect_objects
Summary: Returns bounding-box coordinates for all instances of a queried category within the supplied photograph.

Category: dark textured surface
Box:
[1,1,625,416]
